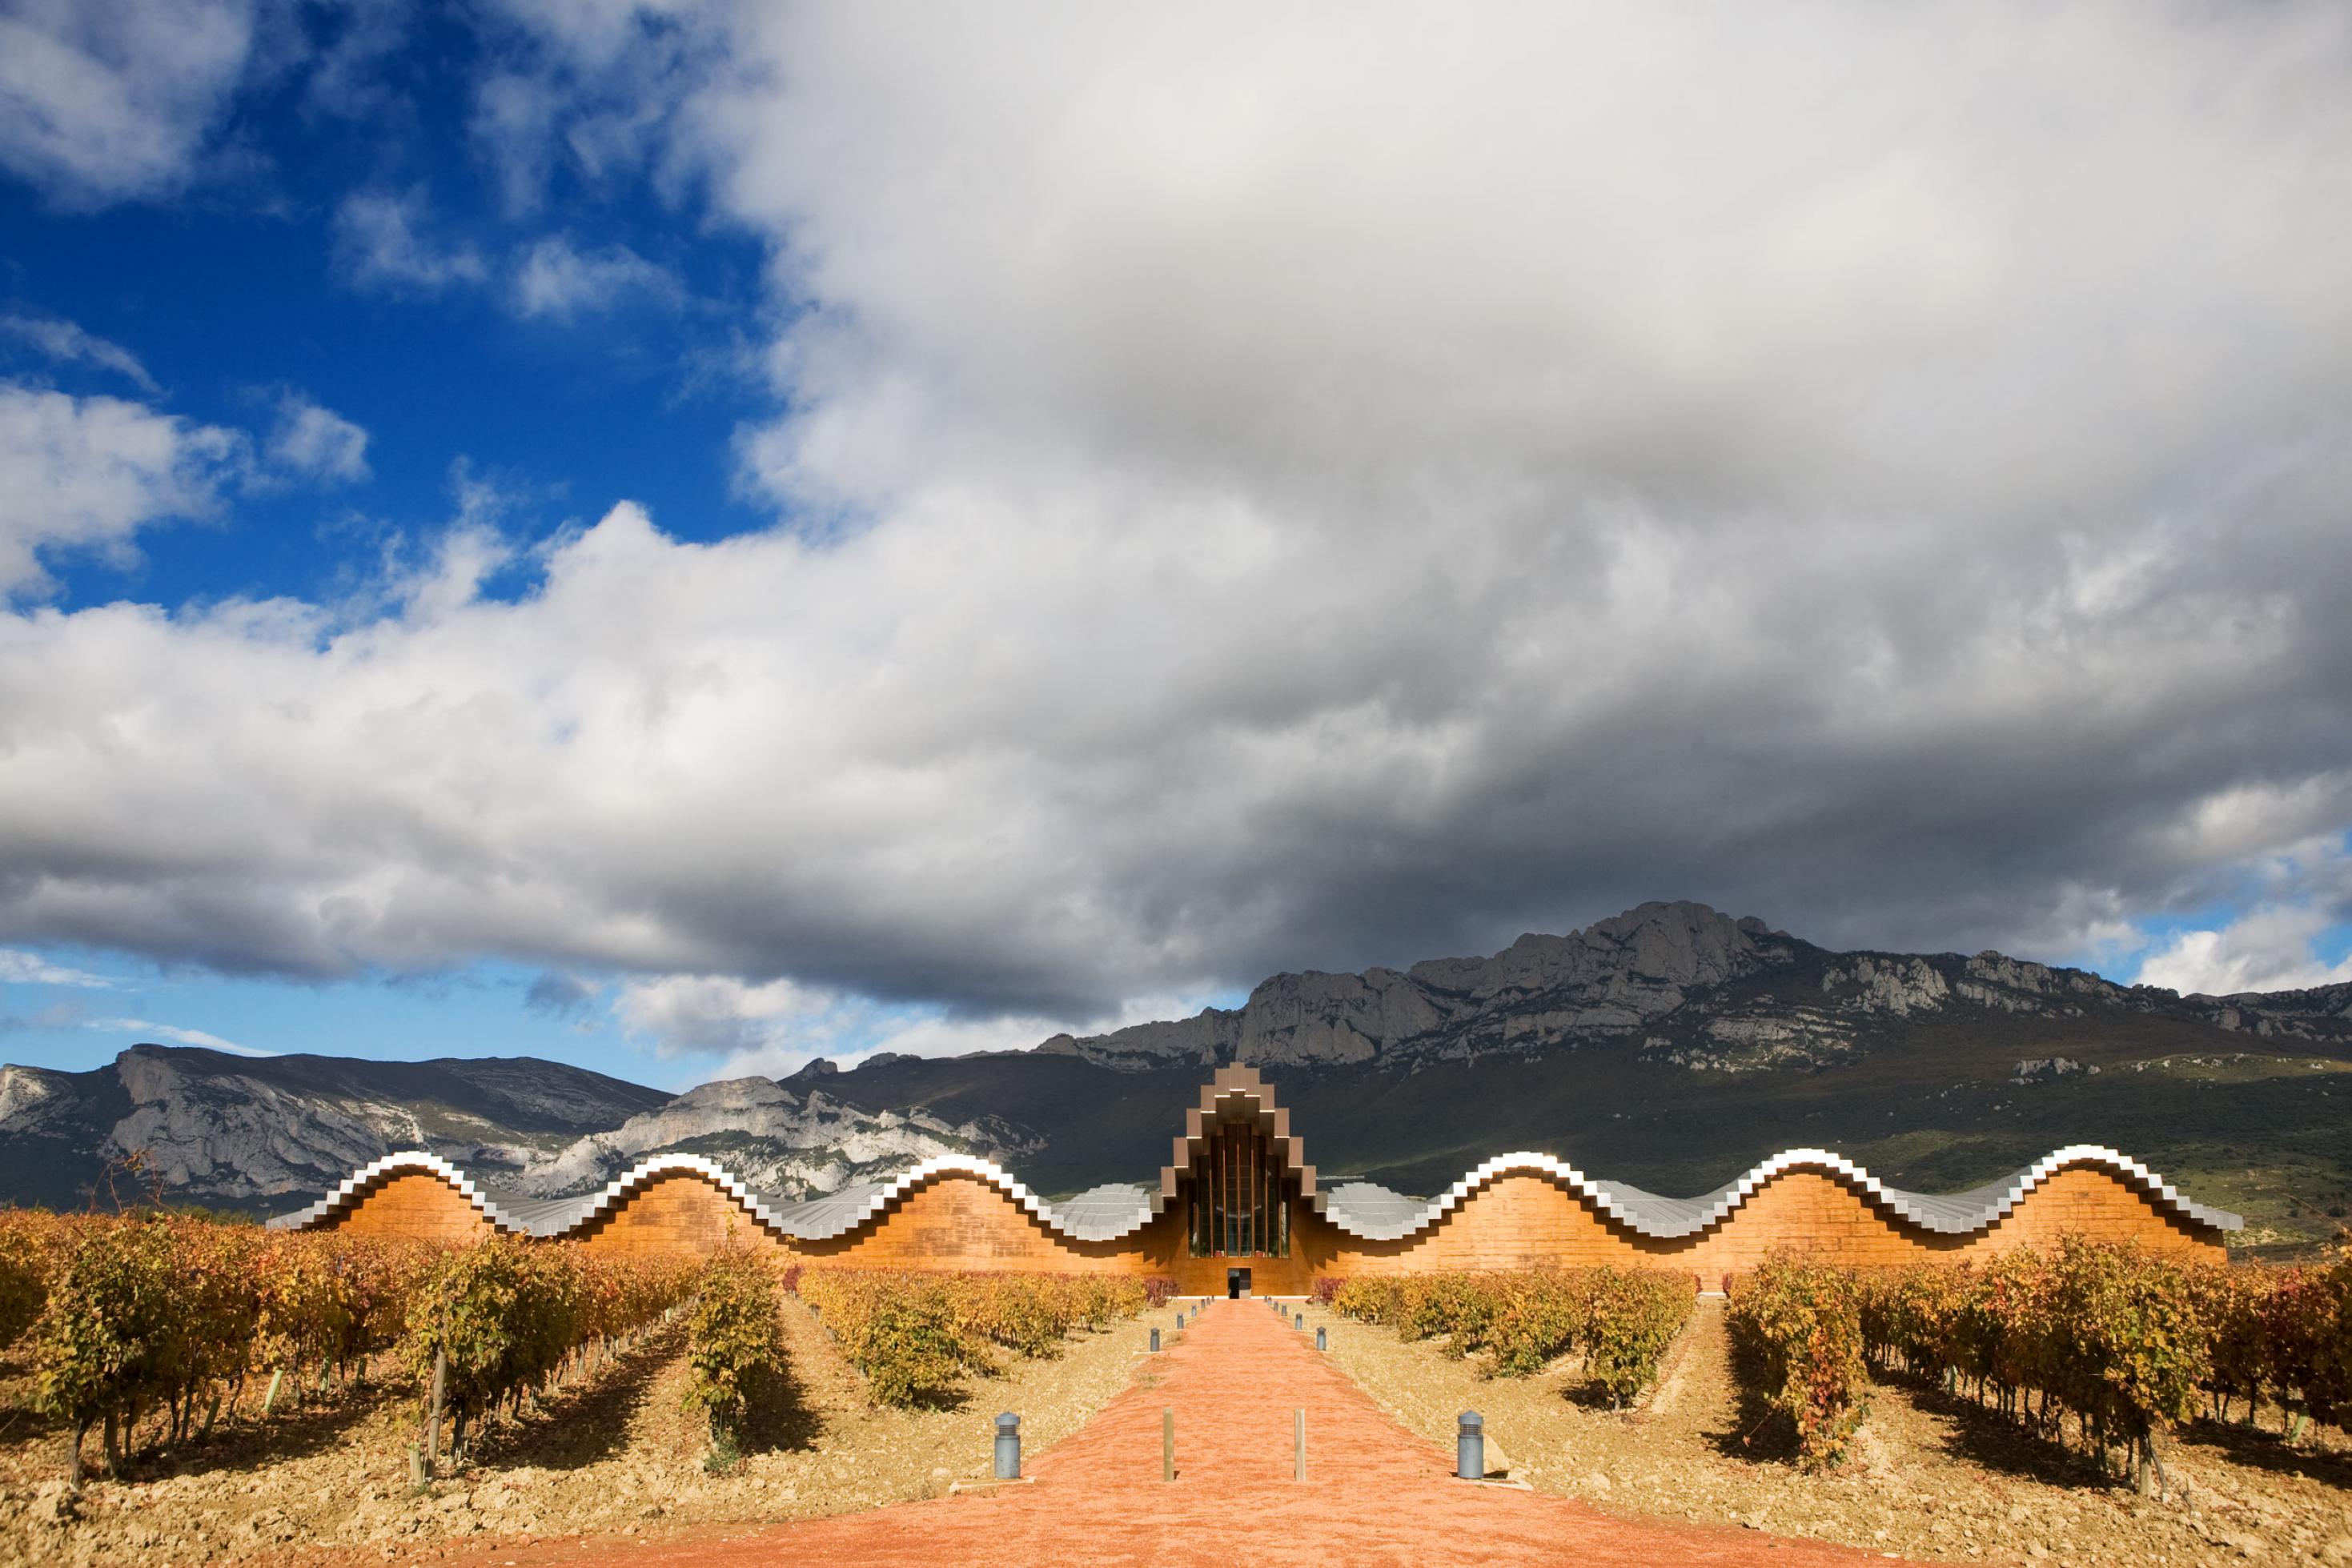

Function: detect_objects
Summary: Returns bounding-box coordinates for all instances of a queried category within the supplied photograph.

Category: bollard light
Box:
[1315,1326,1327,1351]
[994,1411,1021,1480]
[1295,1311,1305,1330]
[1150,1327,1161,1352]
[1456,1412,1484,1480]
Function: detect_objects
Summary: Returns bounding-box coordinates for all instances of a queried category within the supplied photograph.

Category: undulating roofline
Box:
[268,1141,2241,1243]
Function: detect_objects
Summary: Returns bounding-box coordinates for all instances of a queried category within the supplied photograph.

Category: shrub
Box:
[1581,1267,1692,1408]
[0,1210,67,1348]
[405,1237,580,1454]
[1328,1266,1692,1401]
[976,1274,1074,1360]
[1728,1253,1868,1471]
[683,1249,786,1446]
[800,1268,1148,1407]
[402,1239,692,1462]
[1848,1239,2256,1490]
[1483,1269,1584,1377]
[31,1215,179,1480]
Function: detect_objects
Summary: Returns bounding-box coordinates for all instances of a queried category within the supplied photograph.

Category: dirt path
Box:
[427,1296,1921,1568]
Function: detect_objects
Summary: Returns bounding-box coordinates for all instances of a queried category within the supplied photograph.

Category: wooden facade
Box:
[323,1169,496,1245]
[291,1065,2235,1279]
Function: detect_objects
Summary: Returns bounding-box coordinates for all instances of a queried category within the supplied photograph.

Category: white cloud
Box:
[266,393,371,484]
[512,235,677,320]
[332,190,491,295]
[90,1016,273,1057]
[7,6,2352,1032]
[0,314,159,392]
[0,0,258,207]
[614,972,834,1058]
[2136,905,2352,997]
[0,948,114,988]
[0,383,246,594]
[620,966,1207,1080]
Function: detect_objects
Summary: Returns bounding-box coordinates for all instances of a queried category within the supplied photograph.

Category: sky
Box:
[2,1,2351,1092]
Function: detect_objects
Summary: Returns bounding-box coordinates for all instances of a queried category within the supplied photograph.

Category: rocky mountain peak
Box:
[1046,900,1792,1069]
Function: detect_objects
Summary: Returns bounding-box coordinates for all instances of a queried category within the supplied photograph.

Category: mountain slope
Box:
[0,1046,1036,1212]
[1040,900,2351,1071]
[4,901,2347,1250]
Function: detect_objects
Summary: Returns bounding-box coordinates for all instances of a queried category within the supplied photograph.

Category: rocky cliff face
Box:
[1039,901,1794,1069]
[0,1045,1039,1213]
[2197,979,2352,1042]
[505,1072,1041,1198]
[1039,899,2331,1073]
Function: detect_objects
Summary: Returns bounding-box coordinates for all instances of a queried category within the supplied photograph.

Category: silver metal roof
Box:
[270,1142,2240,1243]
[1314,1145,2242,1241]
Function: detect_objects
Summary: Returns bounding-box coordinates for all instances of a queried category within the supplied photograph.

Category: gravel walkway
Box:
[425,1294,1922,1568]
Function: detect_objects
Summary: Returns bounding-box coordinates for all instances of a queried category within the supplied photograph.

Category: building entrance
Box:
[1226,1266,1250,1299]
[1186,1117,1291,1261]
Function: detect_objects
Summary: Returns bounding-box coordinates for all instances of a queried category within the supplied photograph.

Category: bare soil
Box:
[0,1293,1152,1567]
[382,1293,1920,1568]
[1303,1297,2352,1566]
[8,1294,2345,1566]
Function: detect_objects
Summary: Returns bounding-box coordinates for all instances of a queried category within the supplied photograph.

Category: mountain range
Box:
[4,901,2346,1253]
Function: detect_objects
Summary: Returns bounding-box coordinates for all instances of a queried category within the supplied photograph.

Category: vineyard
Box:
[0,1205,1170,1499]
[0,1208,793,1485]
[7,1197,2350,1568]
[796,1268,1158,1407]
[1326,1265,1694,1406]
[1728,1240,2352,1486]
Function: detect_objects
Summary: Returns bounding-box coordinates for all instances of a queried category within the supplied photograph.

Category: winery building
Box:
[271,1065,2240,1291]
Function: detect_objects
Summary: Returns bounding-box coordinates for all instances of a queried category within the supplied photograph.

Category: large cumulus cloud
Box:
[8,1,2352,1043]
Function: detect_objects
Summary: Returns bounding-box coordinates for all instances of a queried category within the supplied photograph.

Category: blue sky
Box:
[3,3,2352,1090]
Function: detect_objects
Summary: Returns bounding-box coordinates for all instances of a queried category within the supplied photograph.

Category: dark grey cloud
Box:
[524,970,597,1020]
[5,3,2352,1057]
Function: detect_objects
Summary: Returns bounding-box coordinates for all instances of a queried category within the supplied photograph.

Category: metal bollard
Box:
[1295,1311,1305,1330]
[1150,1327,1161,1352]
[1315,1326,1327,1351]
[1456,1411,1484,1480]
[994,1412,1021,1480]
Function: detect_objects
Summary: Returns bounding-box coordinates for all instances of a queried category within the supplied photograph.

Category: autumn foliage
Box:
[1330,1266,1694,1406]
[402,1237,695,1462]
[0,1208,697,1481]
[1727,1253,1869,1471]
[796,1267,1147,1406]
[682,1249,789,1450]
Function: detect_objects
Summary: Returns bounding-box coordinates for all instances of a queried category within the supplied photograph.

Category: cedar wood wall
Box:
[319,1162,2226,1279]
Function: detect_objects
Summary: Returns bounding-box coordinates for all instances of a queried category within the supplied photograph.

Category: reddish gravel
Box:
[429,1296,1925,1568]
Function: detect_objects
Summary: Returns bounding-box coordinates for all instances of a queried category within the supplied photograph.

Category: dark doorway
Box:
[1227,1267,1250,1299]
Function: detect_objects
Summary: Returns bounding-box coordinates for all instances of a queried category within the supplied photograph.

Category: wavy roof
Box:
[268,1137,2239,1245]
[1313,1145,2240,1241]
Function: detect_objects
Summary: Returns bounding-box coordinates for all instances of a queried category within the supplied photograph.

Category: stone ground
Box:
[1303,1296,2352,1566]
[399,1293,1919,1568]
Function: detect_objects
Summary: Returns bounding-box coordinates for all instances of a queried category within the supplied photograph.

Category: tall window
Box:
[1186,1121,1290,1257]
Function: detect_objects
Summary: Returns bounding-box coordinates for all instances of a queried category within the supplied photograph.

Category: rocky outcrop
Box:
[0,1043,1035,1210]
[2193,980,2352,1043]
[504,1077,1040,1200]
[1039,899,2301,1077]
[1045,900,1796,1069]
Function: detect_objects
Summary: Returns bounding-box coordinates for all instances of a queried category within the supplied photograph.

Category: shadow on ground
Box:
[463,1328,687,1474]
